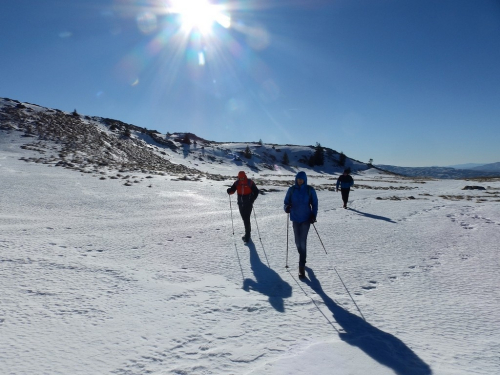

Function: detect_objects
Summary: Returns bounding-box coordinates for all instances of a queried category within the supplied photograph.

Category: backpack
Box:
[236,179,255,196]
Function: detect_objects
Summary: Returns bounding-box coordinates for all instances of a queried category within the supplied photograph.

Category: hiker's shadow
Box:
[243,241,292,312]
[304,268,432,375]
[349,208,397,223]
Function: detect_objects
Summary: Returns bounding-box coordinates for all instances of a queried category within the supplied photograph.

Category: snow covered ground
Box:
[1,132,499,374]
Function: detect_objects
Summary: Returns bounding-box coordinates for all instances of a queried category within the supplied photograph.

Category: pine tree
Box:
[313,142,324,166]
[282,152,289,165]
[181,133,191,145]
[339,152,346,167]
[244,145,252,159]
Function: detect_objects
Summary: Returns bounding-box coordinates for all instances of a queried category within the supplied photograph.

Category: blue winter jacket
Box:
[336,174,354,190]
[284,171,318,223]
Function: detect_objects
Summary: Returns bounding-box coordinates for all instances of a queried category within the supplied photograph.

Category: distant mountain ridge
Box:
[447,163,487,169]
[447,162,500,172]
[470,162,500,173]
[377,165,500,179]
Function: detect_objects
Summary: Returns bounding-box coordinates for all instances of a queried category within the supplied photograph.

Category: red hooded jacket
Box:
[228,171,259,205]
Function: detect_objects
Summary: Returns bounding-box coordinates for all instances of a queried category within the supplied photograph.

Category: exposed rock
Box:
[462,186,486,190]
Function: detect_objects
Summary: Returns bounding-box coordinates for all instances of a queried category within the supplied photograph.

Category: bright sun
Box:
[169,0,230,34]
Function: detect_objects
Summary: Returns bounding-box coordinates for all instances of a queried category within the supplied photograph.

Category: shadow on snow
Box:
[349,208,397,223]
[304,267,432,375]
[242,241,292,313]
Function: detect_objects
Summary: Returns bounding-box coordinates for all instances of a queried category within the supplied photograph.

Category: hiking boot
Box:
[298,266,305,278]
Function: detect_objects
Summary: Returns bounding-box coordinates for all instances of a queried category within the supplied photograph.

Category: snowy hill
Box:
[2,97,500,374]
[0,97,370,184]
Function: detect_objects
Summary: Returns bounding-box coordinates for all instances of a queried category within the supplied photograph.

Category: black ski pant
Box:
[341,188,351,206]
[238,203,253,237]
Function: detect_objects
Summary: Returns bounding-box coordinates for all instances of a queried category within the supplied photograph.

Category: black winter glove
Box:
[309,214,316,224]
[285,205,291,214]
[227,188,232,194]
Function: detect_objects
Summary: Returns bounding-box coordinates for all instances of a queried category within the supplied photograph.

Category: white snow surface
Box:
[1,132,500,375]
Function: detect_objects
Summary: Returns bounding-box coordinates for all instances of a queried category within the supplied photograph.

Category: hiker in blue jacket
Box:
[284,171,318,278]
[336,168,354,209]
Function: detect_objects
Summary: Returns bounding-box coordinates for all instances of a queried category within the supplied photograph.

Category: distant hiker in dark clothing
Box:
[284,171,318,278]
[227,171,259,243]
[336,169,354,209]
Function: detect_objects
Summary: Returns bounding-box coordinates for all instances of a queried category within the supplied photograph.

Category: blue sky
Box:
[1,0,499,167]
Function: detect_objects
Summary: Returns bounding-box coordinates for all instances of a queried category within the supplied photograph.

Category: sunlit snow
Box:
[1,103,499,374]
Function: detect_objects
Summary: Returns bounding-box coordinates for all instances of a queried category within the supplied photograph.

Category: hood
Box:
[238,171,247,180]
[295,171,307,186]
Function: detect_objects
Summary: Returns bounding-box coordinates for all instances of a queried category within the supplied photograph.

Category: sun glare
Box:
[168,0,230,34]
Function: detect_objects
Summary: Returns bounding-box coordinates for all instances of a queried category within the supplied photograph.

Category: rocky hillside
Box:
[0,97,370,182]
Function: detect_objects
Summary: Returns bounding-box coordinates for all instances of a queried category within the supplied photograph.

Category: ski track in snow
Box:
[1,136,500,374]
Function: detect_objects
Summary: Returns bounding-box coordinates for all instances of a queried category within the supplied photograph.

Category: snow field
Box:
[1,136,500,374]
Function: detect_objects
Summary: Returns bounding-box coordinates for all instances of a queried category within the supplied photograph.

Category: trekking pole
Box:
[252,206,270,268]
[252,206,262,240]
[312,223,328,255]
[285,213,289,268]
[229,195,235,235]
[312,223,366,321]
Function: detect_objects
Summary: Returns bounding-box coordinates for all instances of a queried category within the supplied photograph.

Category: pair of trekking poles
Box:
[229,195,365,321]
[228,195,262,240]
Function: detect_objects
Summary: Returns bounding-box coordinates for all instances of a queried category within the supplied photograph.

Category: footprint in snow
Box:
[361,281,378,290]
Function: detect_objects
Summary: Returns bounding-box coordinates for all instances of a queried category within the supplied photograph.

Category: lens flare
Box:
[215,13,231,29]
[198,51,206,65]
[137,12,157,34]
[59,31,73,38]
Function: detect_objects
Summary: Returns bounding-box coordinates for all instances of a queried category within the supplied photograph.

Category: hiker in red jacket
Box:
[227,171,259,242]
